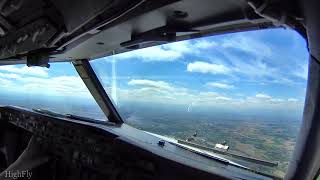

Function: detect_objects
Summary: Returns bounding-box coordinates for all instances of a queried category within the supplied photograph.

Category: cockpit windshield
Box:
[90,28,308,177]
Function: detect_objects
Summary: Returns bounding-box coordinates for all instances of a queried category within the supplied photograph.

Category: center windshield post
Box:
[72,59,124,124]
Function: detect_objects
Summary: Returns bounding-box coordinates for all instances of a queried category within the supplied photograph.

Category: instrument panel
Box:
[0,106,121,179]
[1,106,158,180]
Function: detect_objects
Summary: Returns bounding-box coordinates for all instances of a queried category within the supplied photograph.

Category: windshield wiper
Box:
[168,139,249,169]
[145,131,280,179]
[32,108,111,125]
[177,139,278,167]
[33,108,66,118]
[145,131,250,169]
[167,139,281,179]
[65,114,110,125]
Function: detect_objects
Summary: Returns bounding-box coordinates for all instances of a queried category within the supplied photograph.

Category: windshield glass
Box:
[0,62,105,120]
[90,28,308,177]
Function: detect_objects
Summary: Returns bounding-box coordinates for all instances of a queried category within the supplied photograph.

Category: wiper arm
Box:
[167,139,249,170]
[33,108,111,125]
[168,139,282,179]
[177,139,278,167]
[65,114,111,125]
[146,131,280,179]
[33,108,66,118]
[145,131,248,169]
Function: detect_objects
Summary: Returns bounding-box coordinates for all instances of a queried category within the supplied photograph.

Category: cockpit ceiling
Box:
[0,0,305,65]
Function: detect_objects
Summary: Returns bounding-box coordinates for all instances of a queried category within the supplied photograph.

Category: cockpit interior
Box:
[0,0,319,179]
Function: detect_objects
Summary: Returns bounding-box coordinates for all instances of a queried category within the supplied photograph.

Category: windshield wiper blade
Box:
[168,139,283,179]
[173,139,284,179]
[145,131,281,179]
[167,139,250,170]
[145,131,248,169]
[32,108,110,125]
[170,141,229,164]
[65,114,110,125]
[33,108,66,118]
[177,139,278,167]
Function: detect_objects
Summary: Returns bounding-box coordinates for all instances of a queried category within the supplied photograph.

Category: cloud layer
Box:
[114,79,303,112]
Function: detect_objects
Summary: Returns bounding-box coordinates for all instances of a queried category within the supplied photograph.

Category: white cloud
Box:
[115,46,182,61]
[164,41,191,53]
[20,76,90,97]
[187,61,231,74]
[0,77,13,88]
[294,63,308,80]
[0,70,91,98]
[246,94,301,105]
[0,72,22,79]
[215,35,308,85]
[269,98,285,103]
[186,57,284,84]
[288,98,299,102]
[255,93,272,99]
[193,40,217,49]
[225,53,279,79]
[221,35,272,58]
[215,96,232,101]
[209,35,295,84]
[206,82,234,89]
[128,79,173,90]
[195,92,220,102]
[0,65,48,77]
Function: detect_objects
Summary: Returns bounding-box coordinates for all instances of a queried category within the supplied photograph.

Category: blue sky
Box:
[0,28,309,114]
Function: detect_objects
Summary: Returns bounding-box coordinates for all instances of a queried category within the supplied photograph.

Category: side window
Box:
[0,62,105,120]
